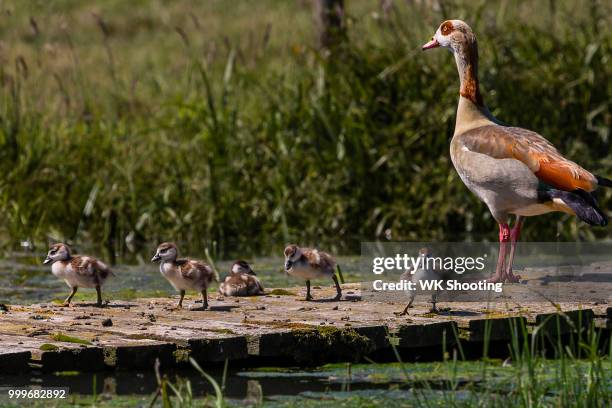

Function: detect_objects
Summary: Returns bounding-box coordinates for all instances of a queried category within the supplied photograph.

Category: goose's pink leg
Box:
[504,216,524,283]
[487,223,510,283]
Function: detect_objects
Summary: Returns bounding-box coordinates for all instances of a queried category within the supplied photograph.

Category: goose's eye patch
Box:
[441,21,453,35]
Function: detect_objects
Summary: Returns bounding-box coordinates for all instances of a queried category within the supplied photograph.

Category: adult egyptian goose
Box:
[151,242,215,310]
[43,243,114,307]
[283,244,342,301]
[219,260,265,296]
[422,20,610,283]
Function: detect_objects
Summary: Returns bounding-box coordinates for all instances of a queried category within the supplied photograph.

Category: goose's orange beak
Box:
[422,38,439,50]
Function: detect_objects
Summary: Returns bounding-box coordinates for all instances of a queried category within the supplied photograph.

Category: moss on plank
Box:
[52,333,92,345]
[268,289,297,296]
[103,348,117,366]
[173,348,190,363]
[287,326,374,365]
[205,328,235,335]
[242,319,315,330]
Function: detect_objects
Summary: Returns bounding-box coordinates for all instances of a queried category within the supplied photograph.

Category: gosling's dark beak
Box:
[284,260,292,271]
[43,256,52,265]
[151,254,161,263]
[247,268,256,276]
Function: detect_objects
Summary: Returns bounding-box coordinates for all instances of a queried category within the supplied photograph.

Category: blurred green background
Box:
[0,0,610,260]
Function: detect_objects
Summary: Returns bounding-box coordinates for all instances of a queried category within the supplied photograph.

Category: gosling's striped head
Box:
[231,260,255,276]
[422,20,476,53]
[151,242,178,263]
[283,244,302,271]
[418,247,433,258]
[44,243,71,264]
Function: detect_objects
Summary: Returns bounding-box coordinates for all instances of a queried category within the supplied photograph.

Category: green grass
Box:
[0,0,610,259]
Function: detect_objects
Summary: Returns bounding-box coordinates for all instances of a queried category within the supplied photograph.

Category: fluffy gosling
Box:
[396,247,451,315]
[43,243,114,307]
[151,242,215,310]
[219,260,265,297]
[283,244,342,301]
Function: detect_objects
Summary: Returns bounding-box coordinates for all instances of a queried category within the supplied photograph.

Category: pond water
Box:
[0,359,609,406]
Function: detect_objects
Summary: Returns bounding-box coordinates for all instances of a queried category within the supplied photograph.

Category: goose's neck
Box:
[454,40,482,107]
[453,40,496,135]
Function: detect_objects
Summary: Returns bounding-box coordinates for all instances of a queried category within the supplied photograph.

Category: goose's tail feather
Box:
[546,189,608,226]
[597,175,612,188]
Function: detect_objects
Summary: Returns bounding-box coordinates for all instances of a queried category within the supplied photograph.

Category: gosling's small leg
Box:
[332,275,342,300]
[200,288,209,310]
[177,290,185,309]
[305,280,313,301]
[95,285,103,307]
[430,293,439,314]
[395,298,414,316]
[429,302,439,314]
[63,287,78,306]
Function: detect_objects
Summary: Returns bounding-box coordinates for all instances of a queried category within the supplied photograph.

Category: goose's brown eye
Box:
[441,21,453,35]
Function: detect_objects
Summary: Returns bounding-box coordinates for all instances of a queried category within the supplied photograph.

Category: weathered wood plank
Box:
[394,321,457,348]
[0,348,30,374]
[244,324,388,363]
[535,309,594,337]
[40,347,106,373]
[102,342,177,370]
[469,317,527,342]
[353,325,389,351]
[246,329,298,358]
[0,286,608,373]
[0,334,105,372]
[188,336,248,362]
[0,312,250,364]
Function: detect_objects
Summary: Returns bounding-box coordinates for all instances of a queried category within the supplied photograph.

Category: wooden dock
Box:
[0,284,609,374]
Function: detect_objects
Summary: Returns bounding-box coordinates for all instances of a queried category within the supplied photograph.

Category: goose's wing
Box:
[303,249,336,274]
[71,256,113,280]
[177,260,197,279]
[71,257,96,277]
[457,125,597,192]
[179,259,213,281]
